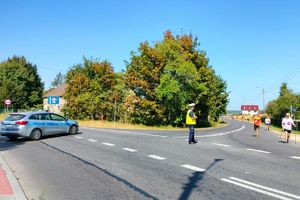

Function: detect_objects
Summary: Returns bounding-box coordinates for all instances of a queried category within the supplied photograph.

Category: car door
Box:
[49,113,69,134]
[28,114,47,135]
[41,113,56,135]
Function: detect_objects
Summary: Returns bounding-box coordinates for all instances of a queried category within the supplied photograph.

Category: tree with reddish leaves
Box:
[125,31,228,126]
[64,57,126,120]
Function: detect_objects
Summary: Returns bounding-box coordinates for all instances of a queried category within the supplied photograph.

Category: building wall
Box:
[43,97,65,114]
[242,110,259,116]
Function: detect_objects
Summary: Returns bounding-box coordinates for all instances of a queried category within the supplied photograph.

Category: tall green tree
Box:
[0,56,44,110]
[125,31,228,126]
[266,83,299,119]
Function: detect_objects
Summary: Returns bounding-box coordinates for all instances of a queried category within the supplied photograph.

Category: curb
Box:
[0,152,27,200]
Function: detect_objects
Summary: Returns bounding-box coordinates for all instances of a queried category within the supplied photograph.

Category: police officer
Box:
[186,103,198,144]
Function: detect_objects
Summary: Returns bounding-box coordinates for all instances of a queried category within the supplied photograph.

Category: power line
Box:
[286,66,300,83]
[246,66,300,105]
[265,66,300,92]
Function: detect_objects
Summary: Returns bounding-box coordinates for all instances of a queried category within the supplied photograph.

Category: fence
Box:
[0,108,37,114]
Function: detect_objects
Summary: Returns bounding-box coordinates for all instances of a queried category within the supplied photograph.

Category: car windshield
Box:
[4,114,26,121]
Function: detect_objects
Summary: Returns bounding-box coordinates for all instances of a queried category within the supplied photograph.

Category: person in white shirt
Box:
[281,113,296,143]
[265,116,271,131]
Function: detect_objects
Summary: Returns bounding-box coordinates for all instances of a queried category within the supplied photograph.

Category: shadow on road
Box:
[0,137,27,152]
[278,140,287,144]
[40,141,158,200]
[178,158,223,200]
[0,132,83,152]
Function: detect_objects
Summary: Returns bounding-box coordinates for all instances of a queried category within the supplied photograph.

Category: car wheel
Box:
[30,129,42,140]
[69,125,78,135]
[7,136,18,141]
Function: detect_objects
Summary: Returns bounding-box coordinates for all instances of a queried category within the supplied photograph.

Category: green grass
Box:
[78,120,226,130]
[0,112,226,130]
[0,113,8,120]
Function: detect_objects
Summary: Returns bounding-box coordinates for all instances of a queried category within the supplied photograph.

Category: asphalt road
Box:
[1,119,300,200]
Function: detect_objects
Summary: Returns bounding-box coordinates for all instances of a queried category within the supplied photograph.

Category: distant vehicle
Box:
[0,111,78,140]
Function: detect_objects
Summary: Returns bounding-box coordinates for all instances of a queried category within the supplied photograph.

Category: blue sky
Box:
[1,0,300,110]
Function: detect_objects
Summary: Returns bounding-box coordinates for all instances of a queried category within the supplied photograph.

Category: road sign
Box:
[4,99,11,105]
[48,96,60,105]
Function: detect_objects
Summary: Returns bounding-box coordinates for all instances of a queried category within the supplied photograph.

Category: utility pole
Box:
[262,89,265,112]
[256,87,265,112]
[113,97,117,126]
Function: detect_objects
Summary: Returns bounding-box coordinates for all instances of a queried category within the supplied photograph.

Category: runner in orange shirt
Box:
[253,114,262,139]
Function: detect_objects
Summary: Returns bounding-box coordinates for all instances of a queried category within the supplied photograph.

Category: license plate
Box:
[3,127,17,131]
[3,122,14,125]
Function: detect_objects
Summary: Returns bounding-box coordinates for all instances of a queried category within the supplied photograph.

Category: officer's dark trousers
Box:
[188,125,195,143]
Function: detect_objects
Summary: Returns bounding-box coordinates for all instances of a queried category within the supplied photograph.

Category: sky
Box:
[1,0,300,110]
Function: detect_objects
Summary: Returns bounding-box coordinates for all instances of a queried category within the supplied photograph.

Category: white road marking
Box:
[74,136,83,139]
[173,125,245,138]
[147,155,166,160]
[102,143,115,147]
[211,143,231,147]
[88,139,98,142]
[125,132,168,138]
[122,148,138,152]
[290,156,300,160]
[222,177,300,200]
[157,135,168,138]
[229,177,300,199]
[82,127,168,138]
[181,164,206,172]
[246,148,271,154]
[221,178,291,200]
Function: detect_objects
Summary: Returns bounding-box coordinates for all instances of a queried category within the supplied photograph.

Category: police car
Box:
[0,111,78,140]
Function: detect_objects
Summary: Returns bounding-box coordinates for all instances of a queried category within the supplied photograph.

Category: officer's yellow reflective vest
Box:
[186,110,196,125]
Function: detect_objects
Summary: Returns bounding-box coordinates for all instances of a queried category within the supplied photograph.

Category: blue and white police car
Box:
[0,111,78,140]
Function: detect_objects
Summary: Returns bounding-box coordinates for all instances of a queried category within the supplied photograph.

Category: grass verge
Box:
[267,124,300,135]
[78,120,226,130]
[0,113,8,120]
[0,112,226,130]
